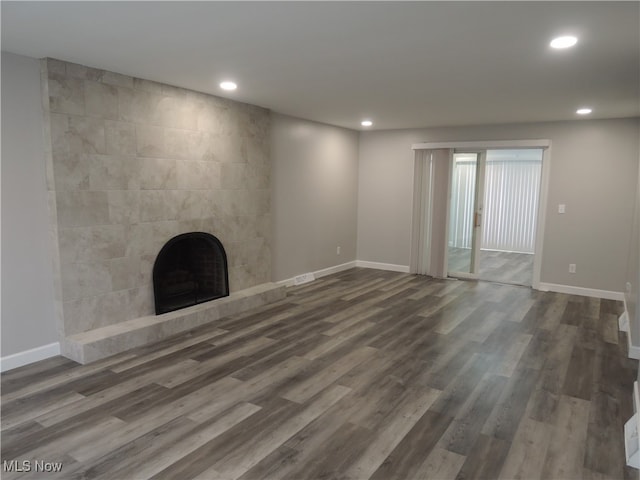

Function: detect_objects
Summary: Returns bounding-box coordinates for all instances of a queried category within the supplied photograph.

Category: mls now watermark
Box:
[3,460,63,473]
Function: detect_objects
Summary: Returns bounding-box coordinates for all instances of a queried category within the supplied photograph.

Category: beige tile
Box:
[128,285,154,318]
[46,58,67,75]
[210,133,245,164]
[108,190,140,225]
[101,71,134,89]
[89,154,139,190]
[68,116,106,154]
[165,128,190,159]
[105,120,136,155]
[255,189,271,216]
[56,191,110,227]
[138,157,177,190]
[196,102,226,133]
[139,254,155,285]
[136,124,165,157]
[49,113,70,155]
[173,97,199,130]
[227,241,248,268]
[52,152,91,191]
[133,77,163,94]
[85,81,119,120]
[63,290,131,334]
[174,190,204,221]
[116,86,135,122]
[59,224,126,264]
[61,260,112,302]
[110,256,143,291]
[176,160,217,190]
[48,73,85,115]
[221,163,246,188]
[139,190,180,222]
[155,95,180,128]
[67,62,105,82]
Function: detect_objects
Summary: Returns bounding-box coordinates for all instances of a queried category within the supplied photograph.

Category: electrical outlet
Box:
[337,246,341,255]
[558,204,566,214]
[569,264,576,274]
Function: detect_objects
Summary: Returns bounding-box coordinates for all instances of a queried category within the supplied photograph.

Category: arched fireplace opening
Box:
[153,232,229,314]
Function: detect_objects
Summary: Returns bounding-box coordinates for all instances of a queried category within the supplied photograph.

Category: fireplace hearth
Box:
[153,232,229,314]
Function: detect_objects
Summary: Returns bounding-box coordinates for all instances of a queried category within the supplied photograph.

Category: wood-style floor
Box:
[1,268,637,480]
[479,250,534,286]
[449,248,534,286]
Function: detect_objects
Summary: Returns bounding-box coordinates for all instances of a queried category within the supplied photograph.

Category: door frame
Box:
[410,139,551,290]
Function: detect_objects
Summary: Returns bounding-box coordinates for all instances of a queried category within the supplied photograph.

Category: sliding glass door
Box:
[447,151,485,278]
[446,148,543,285]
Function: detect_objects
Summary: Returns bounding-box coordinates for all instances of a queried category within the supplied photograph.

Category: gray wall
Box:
[1,52,58,356]
[358,118,640,293]
[271,114,359,282]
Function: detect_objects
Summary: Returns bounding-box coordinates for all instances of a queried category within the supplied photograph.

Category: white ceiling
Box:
[2,1,639,130]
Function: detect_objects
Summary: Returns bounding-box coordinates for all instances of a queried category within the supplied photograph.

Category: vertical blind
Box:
[448,157,477,251]
[449,150,542,254]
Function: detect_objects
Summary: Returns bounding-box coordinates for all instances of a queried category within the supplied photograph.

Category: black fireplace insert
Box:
[153,232,229,314]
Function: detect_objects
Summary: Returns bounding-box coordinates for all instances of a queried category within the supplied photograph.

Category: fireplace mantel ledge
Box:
[61,282,286,364]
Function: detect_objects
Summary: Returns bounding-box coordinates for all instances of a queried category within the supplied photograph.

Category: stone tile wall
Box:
[43,58,271,336]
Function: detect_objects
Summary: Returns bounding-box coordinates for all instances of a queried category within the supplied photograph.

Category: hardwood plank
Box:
[498,417,551,480]
[280,346,376,403]
[369,410,454,480]
[540,395,591,480]
[482,366,539,442]
[454,433,510,480]
[413,447,466,480]
[439,373,508,456]
[563,345,595,401]
[584,391,626,478]
[342,386,441,479]
[212,384,352,480]
[119,402,262,480]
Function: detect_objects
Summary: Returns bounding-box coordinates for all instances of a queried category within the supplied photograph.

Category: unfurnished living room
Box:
[2,2,640,479]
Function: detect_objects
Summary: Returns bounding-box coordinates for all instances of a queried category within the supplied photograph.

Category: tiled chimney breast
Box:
[42,58,272,338]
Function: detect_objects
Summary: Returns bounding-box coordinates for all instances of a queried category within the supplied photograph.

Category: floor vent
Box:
[294,272,315,285]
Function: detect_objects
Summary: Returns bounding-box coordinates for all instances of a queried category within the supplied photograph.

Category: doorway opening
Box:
[410,140,550,290]
[448,149,543,286]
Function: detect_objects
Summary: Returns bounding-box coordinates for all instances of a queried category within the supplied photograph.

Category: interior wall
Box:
[271,113,359,282]
[1,52,58,356]
[358,118,640,294]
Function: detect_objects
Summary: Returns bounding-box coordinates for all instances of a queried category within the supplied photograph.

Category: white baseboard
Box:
[1,342,61,372]
[620,305,640,360]
[355,261,410,273]
[537,282,624,301]
[627,330,640,360]
[278,261,357,287]
[621,311,630,332]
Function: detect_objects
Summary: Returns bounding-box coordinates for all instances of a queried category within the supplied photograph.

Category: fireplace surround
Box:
[42,57,279,363]
[153,232,229,314]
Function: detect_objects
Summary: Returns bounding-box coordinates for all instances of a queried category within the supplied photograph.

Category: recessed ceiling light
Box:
[576,108,592,115]
[220,81,237,91]
[550,36,578,49]
[361,120,373,127]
